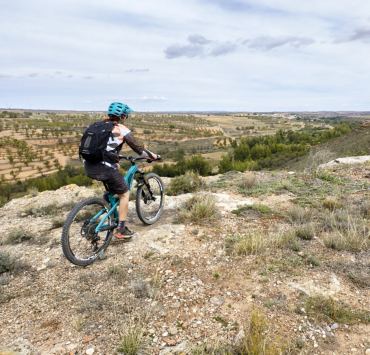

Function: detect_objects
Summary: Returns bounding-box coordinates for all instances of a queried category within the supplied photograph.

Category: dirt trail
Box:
[0,166,369,354]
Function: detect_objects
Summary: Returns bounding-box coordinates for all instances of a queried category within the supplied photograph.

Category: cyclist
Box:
[84,102,158,241]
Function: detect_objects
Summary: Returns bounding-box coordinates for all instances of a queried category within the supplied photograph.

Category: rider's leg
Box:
[115,191,135,240]
[118,191,129,222]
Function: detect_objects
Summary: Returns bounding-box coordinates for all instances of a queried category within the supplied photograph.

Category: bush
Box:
[167,171,203,196]
[177,194,218,224]
[236,309,286,354]
[218,124,352,173]
[286,206,312,225]
[2,228,34,245]
[226,233,270,255]
[304,296,370,324]
[322,197,342,211]
[185,155,212,176]
[0,251,25,274]
[320,212,369,252]
[231,204,272,216]
[238,172,257,190]
[295,224,315,240]
[0,165,93,207]
[117,327,145,355]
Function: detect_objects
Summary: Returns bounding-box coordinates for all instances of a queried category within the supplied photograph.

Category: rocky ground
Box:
[0,161,369,355]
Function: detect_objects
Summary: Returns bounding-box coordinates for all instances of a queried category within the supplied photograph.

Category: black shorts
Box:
[84,162,128,195]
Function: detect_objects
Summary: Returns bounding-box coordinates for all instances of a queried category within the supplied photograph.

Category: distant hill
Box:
[284,125,370,171]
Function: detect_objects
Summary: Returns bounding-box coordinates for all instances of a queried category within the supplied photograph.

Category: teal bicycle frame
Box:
[92,164,139,234]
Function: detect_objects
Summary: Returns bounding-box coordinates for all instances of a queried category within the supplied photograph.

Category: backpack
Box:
[79,121,115,163]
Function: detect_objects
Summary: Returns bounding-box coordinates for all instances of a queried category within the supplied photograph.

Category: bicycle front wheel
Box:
[136,173,165,225]
[61,197,114,266]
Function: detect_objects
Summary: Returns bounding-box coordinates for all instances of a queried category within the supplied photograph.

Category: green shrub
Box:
[218,124,352,173]
[153,155,212,177]
[167,171,203,196]
[232,204,272,216]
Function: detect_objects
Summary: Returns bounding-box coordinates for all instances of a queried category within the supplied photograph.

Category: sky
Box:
[0,0,370,111]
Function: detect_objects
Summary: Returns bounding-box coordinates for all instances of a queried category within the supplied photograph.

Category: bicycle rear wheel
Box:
[61,197,114,266]
[136,173,165,225]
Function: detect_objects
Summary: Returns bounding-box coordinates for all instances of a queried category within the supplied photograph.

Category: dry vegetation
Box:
[0,110,328,182]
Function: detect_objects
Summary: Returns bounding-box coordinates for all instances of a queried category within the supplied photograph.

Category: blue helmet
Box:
[108,102,133,117]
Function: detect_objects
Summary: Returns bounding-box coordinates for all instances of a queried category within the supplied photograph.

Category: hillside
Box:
[0,161,369,354]
[284,125,370,171]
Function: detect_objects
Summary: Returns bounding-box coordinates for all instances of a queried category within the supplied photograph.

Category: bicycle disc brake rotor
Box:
[81,220,99,241]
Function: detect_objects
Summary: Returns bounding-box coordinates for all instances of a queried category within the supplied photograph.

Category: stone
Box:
[86,347,95,355]
[163,337,177,346]
[210,296,224,306]
[365,349,370,355]
[330,323,339,330]
[168,326,178,335]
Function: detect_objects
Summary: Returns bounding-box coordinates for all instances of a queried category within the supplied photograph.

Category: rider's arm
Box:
[124,131,157,159]
[117,124,157,159]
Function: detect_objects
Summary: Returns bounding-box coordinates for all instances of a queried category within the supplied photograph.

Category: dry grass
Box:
[295,224,315,241]
[177,194,218,224]
[117,326,145,355]
[2,228,34,245]
[286,206,312,225]
[238,172,257,190]
[236,309,286,355]
[226,232,270,256]
[304,296,370,324]
[0,251,26,274]
[321,214,369,252]
[322,196,342,211]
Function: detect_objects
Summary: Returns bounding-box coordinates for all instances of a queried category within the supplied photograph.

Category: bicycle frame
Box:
[93,164,139,233]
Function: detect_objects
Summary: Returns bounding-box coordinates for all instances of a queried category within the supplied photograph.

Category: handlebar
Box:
[119,155,162,164]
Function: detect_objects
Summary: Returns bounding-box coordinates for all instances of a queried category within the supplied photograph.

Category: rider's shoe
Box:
[114,226,135,242]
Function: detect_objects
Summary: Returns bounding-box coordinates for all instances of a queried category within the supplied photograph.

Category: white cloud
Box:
[0,0,369,111]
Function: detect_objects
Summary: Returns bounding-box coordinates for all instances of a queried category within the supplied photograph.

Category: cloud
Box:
[211,42,238,56]
[165,34,239,58]
[0,74,13,79]
[347,28,370,42]
[130,96,168,102]
[125,68,150,73]
[188,34,212,45]
[165,33,314,58]
[198,0,286,15]
[165,43,205,59]
[246,36,315,51]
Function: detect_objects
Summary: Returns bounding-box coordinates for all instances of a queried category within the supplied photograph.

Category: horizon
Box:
[1,108,370,115]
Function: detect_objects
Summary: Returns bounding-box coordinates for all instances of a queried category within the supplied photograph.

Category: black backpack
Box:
[79,121,115,163]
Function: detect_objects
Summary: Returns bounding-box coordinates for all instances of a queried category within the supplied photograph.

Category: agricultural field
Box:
[0,110,328,182]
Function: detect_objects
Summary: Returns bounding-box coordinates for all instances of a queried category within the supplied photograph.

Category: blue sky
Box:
[0,0,369,111]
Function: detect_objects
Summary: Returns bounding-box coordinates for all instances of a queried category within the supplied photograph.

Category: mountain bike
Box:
[61,155,165,266]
